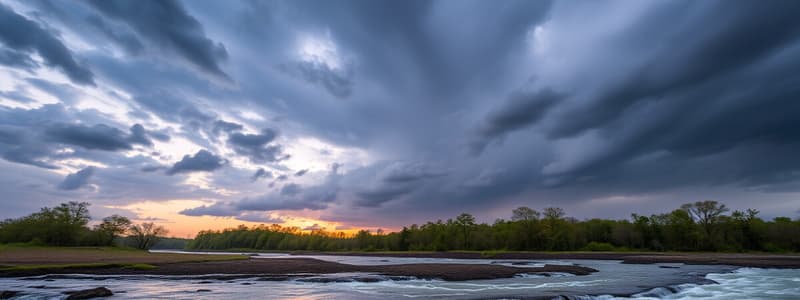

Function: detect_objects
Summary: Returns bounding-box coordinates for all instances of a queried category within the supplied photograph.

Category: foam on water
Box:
[2,256,798,299]
[573,268,800,300]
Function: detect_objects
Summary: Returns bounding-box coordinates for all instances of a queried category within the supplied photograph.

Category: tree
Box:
[681,201,728,237]
[50,201,91,245]
[512,207,540,221]
[455,213,476,249]
[95,215,131,246]
[543,207,565,221]
[129,222,168,250]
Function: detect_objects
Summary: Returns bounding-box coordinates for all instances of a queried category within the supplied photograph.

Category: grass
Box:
[0,245,248,272]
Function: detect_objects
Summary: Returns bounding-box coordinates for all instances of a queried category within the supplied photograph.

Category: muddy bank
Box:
[0,258,597,281]
[286,251,800,268]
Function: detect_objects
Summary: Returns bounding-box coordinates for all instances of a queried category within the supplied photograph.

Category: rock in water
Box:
[1,291,21,299]
[64,287,113,299]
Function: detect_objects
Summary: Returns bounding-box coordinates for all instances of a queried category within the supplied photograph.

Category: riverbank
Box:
[282,250,800,268]
[0,246,598,281]
[0,258,597,281]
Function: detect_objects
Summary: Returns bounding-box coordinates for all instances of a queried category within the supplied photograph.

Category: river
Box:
[0,251,797,299]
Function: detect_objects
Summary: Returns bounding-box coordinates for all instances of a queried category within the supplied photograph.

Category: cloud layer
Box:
[1,0,799,230]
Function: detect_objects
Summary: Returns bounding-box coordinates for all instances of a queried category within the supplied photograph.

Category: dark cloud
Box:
[45,123,133,151]
[140,165,164,172]
[303,223,324,231]
[227,128,288,163]
[294,169,308,177]
[84,14,144,55]
[183,164,342,215]
[472,89,563,154]
[86,0,229,78]
[212,119,243,135]
[0,4,94,85]
[280,60,354,98]
[547,1,800,139]
[127,124,153,147]
[251,168,272,182]
[4,0,800,226]
[179,202,237,217]
[235,212,284,224]
[280,183,301,196]
[166,149,227,175]
[355,185,413,208]
[57,166,95,190]
[0,47,38,69]
[380,162,447,183]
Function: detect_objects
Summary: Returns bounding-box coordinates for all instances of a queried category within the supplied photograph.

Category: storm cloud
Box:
[86,0,229,78]
[166,150,227,175]
[2,0,800,230]
[57,166,95,190]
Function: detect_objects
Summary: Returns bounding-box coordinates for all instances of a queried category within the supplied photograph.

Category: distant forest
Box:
[0,201,177,249]
[188,201,800,252]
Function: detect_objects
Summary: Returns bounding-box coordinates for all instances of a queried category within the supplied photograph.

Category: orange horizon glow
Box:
[105,200,394,239]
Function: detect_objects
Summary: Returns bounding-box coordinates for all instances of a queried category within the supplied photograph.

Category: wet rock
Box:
[0,291,21,299]
[256,276,291,281]
[296,277,354,283]
[63,287,113,299]
[352,277,382,283]
[28,285,63,289]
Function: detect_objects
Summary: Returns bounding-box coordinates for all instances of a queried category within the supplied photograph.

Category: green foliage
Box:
[582,242,616,251]
[122,263,158,270]
[187,203,800,253]
[0,202,168,248]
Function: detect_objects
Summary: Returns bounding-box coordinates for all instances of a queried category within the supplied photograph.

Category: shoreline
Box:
[0,258,597,281]
[280,250,800,269]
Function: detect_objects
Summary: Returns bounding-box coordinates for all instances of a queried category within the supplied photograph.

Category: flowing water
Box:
[0,251,798,299]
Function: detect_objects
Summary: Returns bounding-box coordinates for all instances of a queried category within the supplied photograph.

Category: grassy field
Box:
[0,244,247,272]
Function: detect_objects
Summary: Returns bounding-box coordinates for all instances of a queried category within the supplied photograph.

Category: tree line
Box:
[187,201,800,252]
[0,201,168,249]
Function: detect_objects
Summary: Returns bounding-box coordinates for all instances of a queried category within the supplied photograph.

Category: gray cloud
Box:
[0,4,94,85]
[4,0,800,227]
[212,119,243,135]
[0,47,38,69]
[227,128,288,163]
[280,183,301,196]
[166,149,227,175]
[547,1,800,139]
[84,14,144,55]
[235,212,284,224]
[86,0,229,78]
[57,166,95,190]
[251,168,272,182]
[44,122,160,151]
[303,223,324,231]
[179,202,237,217]
[472,89,563,154]
[280,60,354,98]
[294,169,308,177]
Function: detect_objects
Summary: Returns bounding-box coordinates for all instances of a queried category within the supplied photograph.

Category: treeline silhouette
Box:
[188,201,800,252]
[0,202,168,249]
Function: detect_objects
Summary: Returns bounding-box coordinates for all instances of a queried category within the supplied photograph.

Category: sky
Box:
[1,0,799,237]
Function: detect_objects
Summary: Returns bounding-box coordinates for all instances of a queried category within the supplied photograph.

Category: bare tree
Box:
[681,200,729,238]
[543,207,565,221]
[129,222,168,250]
[95,215,131,246]
[512,207,540,222]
